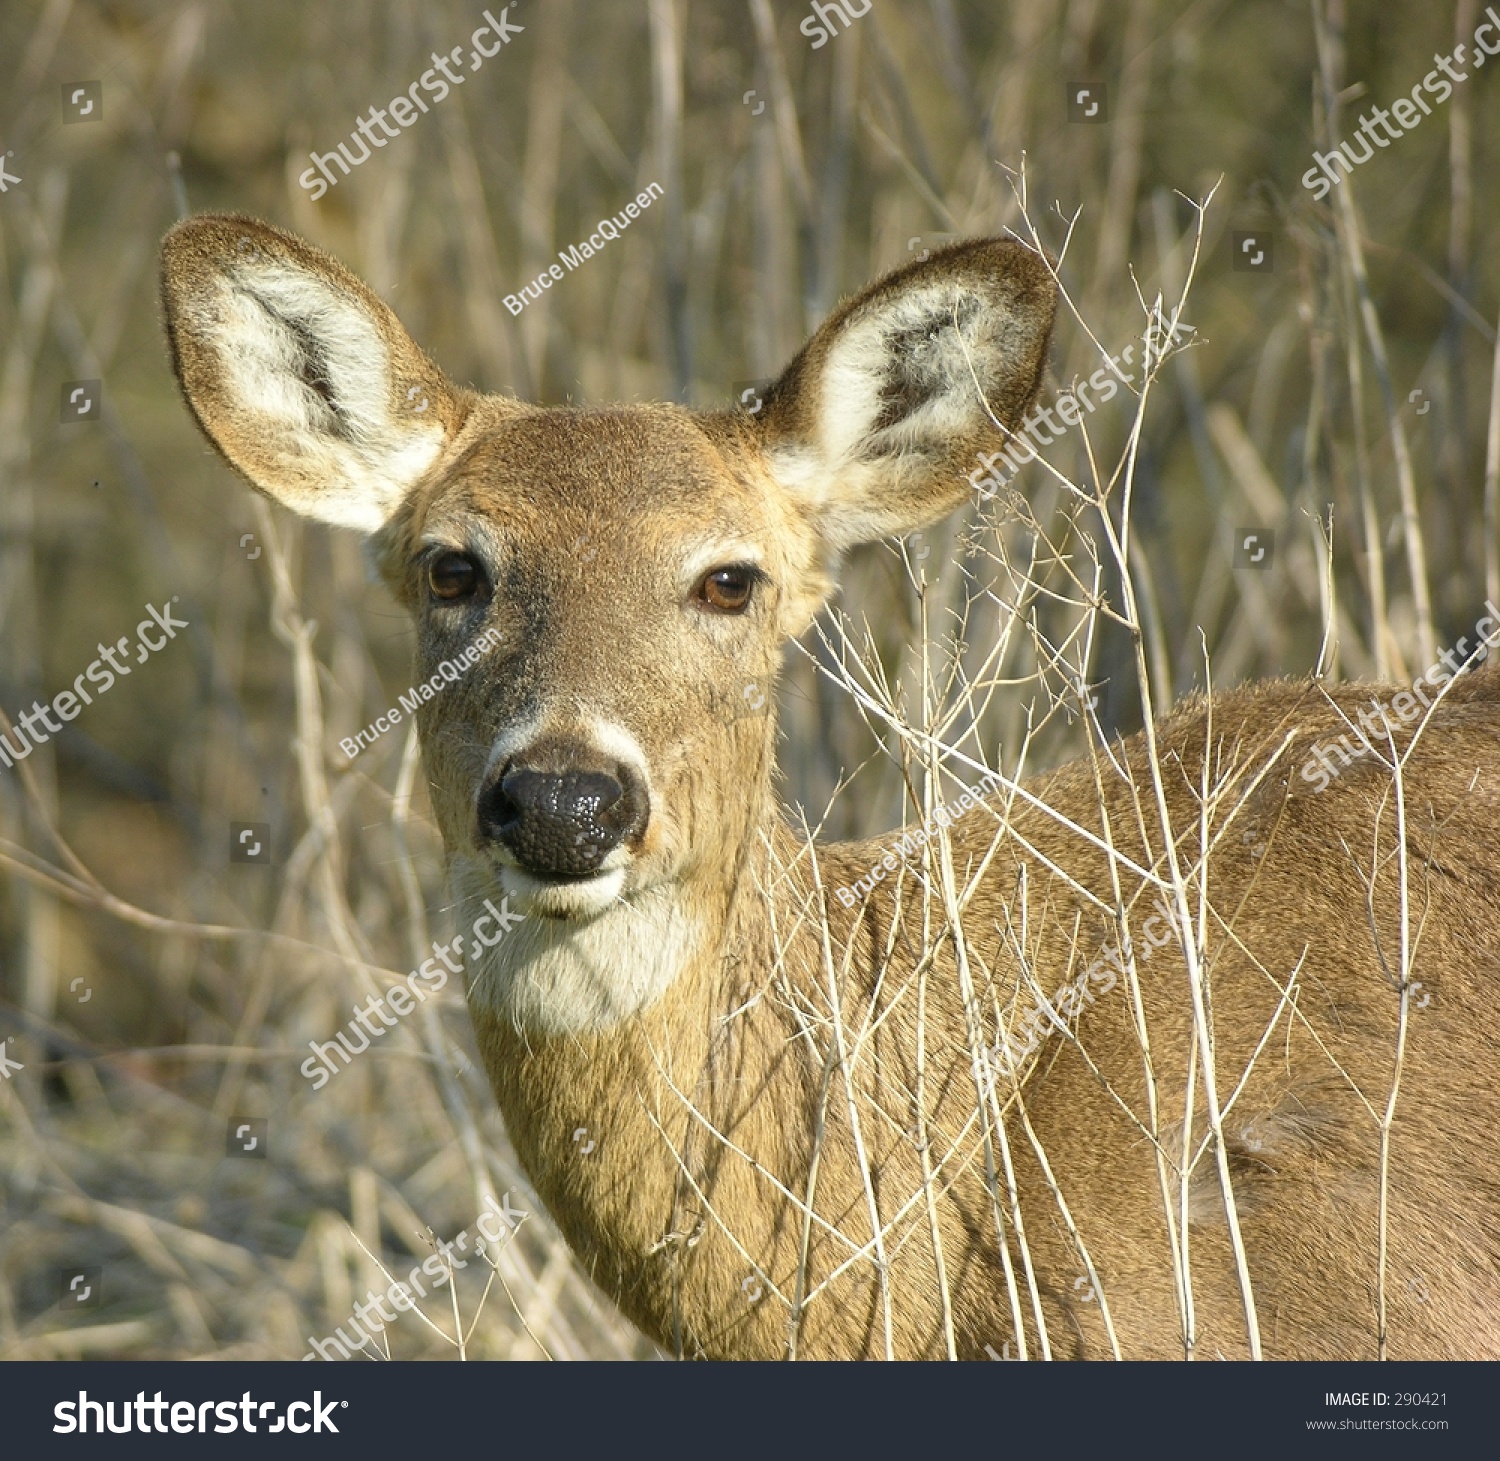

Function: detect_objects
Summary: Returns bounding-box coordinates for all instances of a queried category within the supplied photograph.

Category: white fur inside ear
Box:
[765,443,885,519]
[818,284,995,464]
[213,261,442,530]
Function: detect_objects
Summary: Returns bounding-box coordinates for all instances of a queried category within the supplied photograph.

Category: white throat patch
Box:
[451,857,701,1036]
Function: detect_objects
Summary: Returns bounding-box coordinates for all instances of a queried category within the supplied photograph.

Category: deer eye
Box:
[428,551,480,601]
[696,566,757,614]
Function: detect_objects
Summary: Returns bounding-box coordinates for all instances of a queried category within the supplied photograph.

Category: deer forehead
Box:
[400,402,808,574]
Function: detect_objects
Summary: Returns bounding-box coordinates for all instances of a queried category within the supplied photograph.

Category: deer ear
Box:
[160,214,467,532]
[757,238,1056,550]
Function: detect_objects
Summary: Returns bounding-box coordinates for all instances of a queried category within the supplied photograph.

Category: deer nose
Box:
[477,761,647,877]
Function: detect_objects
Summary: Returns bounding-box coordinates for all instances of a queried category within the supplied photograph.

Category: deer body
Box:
[470,672,1500,1360]
[161,216,1500,1359]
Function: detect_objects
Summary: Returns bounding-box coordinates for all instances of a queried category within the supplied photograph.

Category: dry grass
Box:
[1,0,1496,1359]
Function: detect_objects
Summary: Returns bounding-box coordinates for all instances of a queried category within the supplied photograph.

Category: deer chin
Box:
[501,864,626,921]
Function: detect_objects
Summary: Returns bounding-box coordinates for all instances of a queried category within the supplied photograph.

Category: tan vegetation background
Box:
[1,0,1496,1359]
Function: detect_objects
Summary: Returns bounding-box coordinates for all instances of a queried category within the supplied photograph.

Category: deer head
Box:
[160,214,1056,1037]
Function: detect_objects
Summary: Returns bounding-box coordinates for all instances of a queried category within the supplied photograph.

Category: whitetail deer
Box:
[161,215,1500,1360]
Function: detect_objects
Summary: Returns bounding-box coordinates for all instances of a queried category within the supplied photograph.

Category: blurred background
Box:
[1,0,1496,1359]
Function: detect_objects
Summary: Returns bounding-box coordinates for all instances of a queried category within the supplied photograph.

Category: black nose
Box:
[477,759,647,877]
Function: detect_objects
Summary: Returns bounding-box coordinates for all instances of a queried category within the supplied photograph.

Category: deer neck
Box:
[457,769,830,1340]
